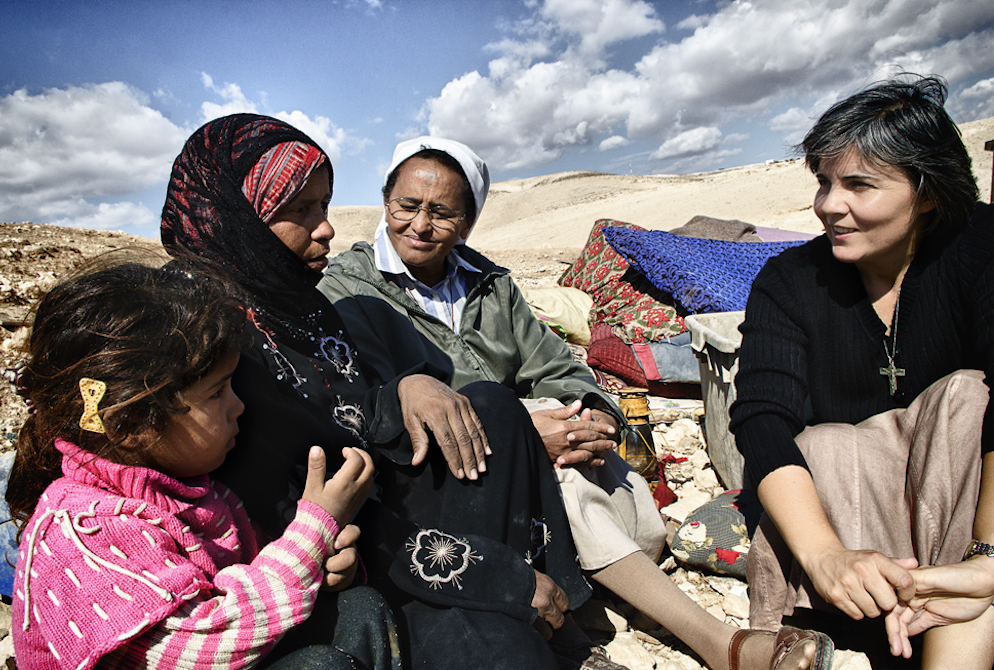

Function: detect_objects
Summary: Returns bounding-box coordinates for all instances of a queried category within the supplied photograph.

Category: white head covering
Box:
[385,136,490,221]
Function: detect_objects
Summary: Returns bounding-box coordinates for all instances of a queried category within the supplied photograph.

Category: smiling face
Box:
[385,156,471,286]
[268,164,334,273]
[813,150,933,280]
[142,351,244,479]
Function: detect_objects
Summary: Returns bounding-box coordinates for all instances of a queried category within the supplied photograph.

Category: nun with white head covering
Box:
[371,136,490,329]
[322,135,836,670]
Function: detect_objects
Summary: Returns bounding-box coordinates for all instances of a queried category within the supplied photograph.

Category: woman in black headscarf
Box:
[161,114,589,669]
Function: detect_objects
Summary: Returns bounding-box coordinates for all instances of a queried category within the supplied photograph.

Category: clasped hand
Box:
[530,400,618,468]
[884,557,994,658]
[804,546,917,622]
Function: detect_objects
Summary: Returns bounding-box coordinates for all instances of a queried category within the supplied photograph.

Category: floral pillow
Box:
[559,219,686,344]
[670,489,749,579]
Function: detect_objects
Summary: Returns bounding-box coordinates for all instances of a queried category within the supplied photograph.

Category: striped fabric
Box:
[373,226,481,332]
[241,141,326,224]
[98,502,336,670]
[13,438,339,670]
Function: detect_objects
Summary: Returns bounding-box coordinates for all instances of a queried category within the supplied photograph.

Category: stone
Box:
[661,488,712,523]
[693,468,720,491]
[0,635,13,668]
[832,649,873,669]
[721,593,750,620]
[604,631,659,670]
[689,449,710,470]
[0,602,10,639]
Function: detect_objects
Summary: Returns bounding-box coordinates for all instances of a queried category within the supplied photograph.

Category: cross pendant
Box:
[879,361,906,396]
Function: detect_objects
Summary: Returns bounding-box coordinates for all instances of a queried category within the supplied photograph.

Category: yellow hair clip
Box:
[78,378,107,434]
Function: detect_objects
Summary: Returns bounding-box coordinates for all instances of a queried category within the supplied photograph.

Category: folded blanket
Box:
[603,227,807,313]
[669,215,760,242]
[633,332,700,384]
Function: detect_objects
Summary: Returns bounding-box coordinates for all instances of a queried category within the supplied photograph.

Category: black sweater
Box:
[730,202,994,485]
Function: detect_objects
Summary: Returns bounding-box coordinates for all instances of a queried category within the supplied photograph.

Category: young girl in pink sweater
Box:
[6,261,387,670]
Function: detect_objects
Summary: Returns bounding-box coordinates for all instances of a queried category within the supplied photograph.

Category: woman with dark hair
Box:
[730,75,994,667]
[160,114,591,669]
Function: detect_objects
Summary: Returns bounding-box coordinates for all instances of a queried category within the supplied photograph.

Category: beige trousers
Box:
[521,397,666,571]
[747,370,989,630]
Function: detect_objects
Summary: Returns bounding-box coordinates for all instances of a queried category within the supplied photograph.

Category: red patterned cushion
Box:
[585,323,647,387]
[559,219,686,344]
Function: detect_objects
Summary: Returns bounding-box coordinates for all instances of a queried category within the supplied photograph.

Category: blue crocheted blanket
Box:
[602,227,808,313]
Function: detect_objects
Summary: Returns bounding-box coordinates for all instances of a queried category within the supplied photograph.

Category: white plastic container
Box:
[685,311,745,490]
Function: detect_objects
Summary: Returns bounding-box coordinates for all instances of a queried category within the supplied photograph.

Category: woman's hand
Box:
[397,374,490,480]
[530,401,617,468]
[884,556,994,656]
[322,524,361,591]
[531,569,570,640]
[802,547,917,620]
[302,446,375,526]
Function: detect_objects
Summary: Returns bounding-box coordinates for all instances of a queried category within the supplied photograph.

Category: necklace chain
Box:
[879,288,905,396]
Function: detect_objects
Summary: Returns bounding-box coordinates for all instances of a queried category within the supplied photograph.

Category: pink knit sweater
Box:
[13,439,340,670]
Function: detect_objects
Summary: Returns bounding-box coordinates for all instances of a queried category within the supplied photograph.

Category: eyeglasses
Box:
[387,198,466,231]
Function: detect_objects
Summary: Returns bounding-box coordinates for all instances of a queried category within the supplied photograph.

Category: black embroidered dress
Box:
[161,114,589,669]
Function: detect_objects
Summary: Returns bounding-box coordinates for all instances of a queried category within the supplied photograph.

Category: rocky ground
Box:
[0,222,875,669]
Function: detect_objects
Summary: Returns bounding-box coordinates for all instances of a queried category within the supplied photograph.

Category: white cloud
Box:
[0,76,371,233]
[200,73,259,118]
[650,126,722,160]
[199,74,368,163]
[0,82,188,228]
[950,77,994,121]
[47,201,159,234]
[540,0,664,60]
[422,0,994,173]
[599,135,630,151]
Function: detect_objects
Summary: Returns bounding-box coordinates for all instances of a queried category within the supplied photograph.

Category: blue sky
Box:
[2,0,993,237]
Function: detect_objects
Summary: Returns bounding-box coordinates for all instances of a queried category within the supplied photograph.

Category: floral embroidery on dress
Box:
[332,397,367,447]
[406,528,482,590]
[525,518,551,565]
[317,332,359,383]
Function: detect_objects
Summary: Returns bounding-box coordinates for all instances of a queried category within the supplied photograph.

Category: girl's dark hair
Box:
[6,259,246,529]
[382,149,477,226]
[801,75,978,234]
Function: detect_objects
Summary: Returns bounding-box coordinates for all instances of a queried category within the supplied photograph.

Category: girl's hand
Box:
[803,547,916,620]
[302,446,374,526]
[885,557,994,658]
[322,524,361,591]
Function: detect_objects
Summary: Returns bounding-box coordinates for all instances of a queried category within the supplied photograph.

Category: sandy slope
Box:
[329,116,994,256]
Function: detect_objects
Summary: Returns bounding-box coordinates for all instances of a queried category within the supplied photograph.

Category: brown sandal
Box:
[728,625,834,670]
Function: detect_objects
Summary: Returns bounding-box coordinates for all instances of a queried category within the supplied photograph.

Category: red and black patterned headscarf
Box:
[160,114,332,311]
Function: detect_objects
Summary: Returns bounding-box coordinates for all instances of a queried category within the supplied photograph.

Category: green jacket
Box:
[318,242,625,427]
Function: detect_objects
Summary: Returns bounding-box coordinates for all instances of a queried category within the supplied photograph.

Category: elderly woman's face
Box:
[814,150,932,276]
[385,156,471,286]
[268,165,334,273]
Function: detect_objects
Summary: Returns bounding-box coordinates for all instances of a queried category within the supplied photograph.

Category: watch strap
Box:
[964,539,994,560]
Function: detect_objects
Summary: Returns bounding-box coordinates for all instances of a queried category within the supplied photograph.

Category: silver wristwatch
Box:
[964,539,994,560]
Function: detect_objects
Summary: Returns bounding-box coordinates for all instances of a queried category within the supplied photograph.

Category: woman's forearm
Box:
[759,464,916,620]
[757,464,845,567]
